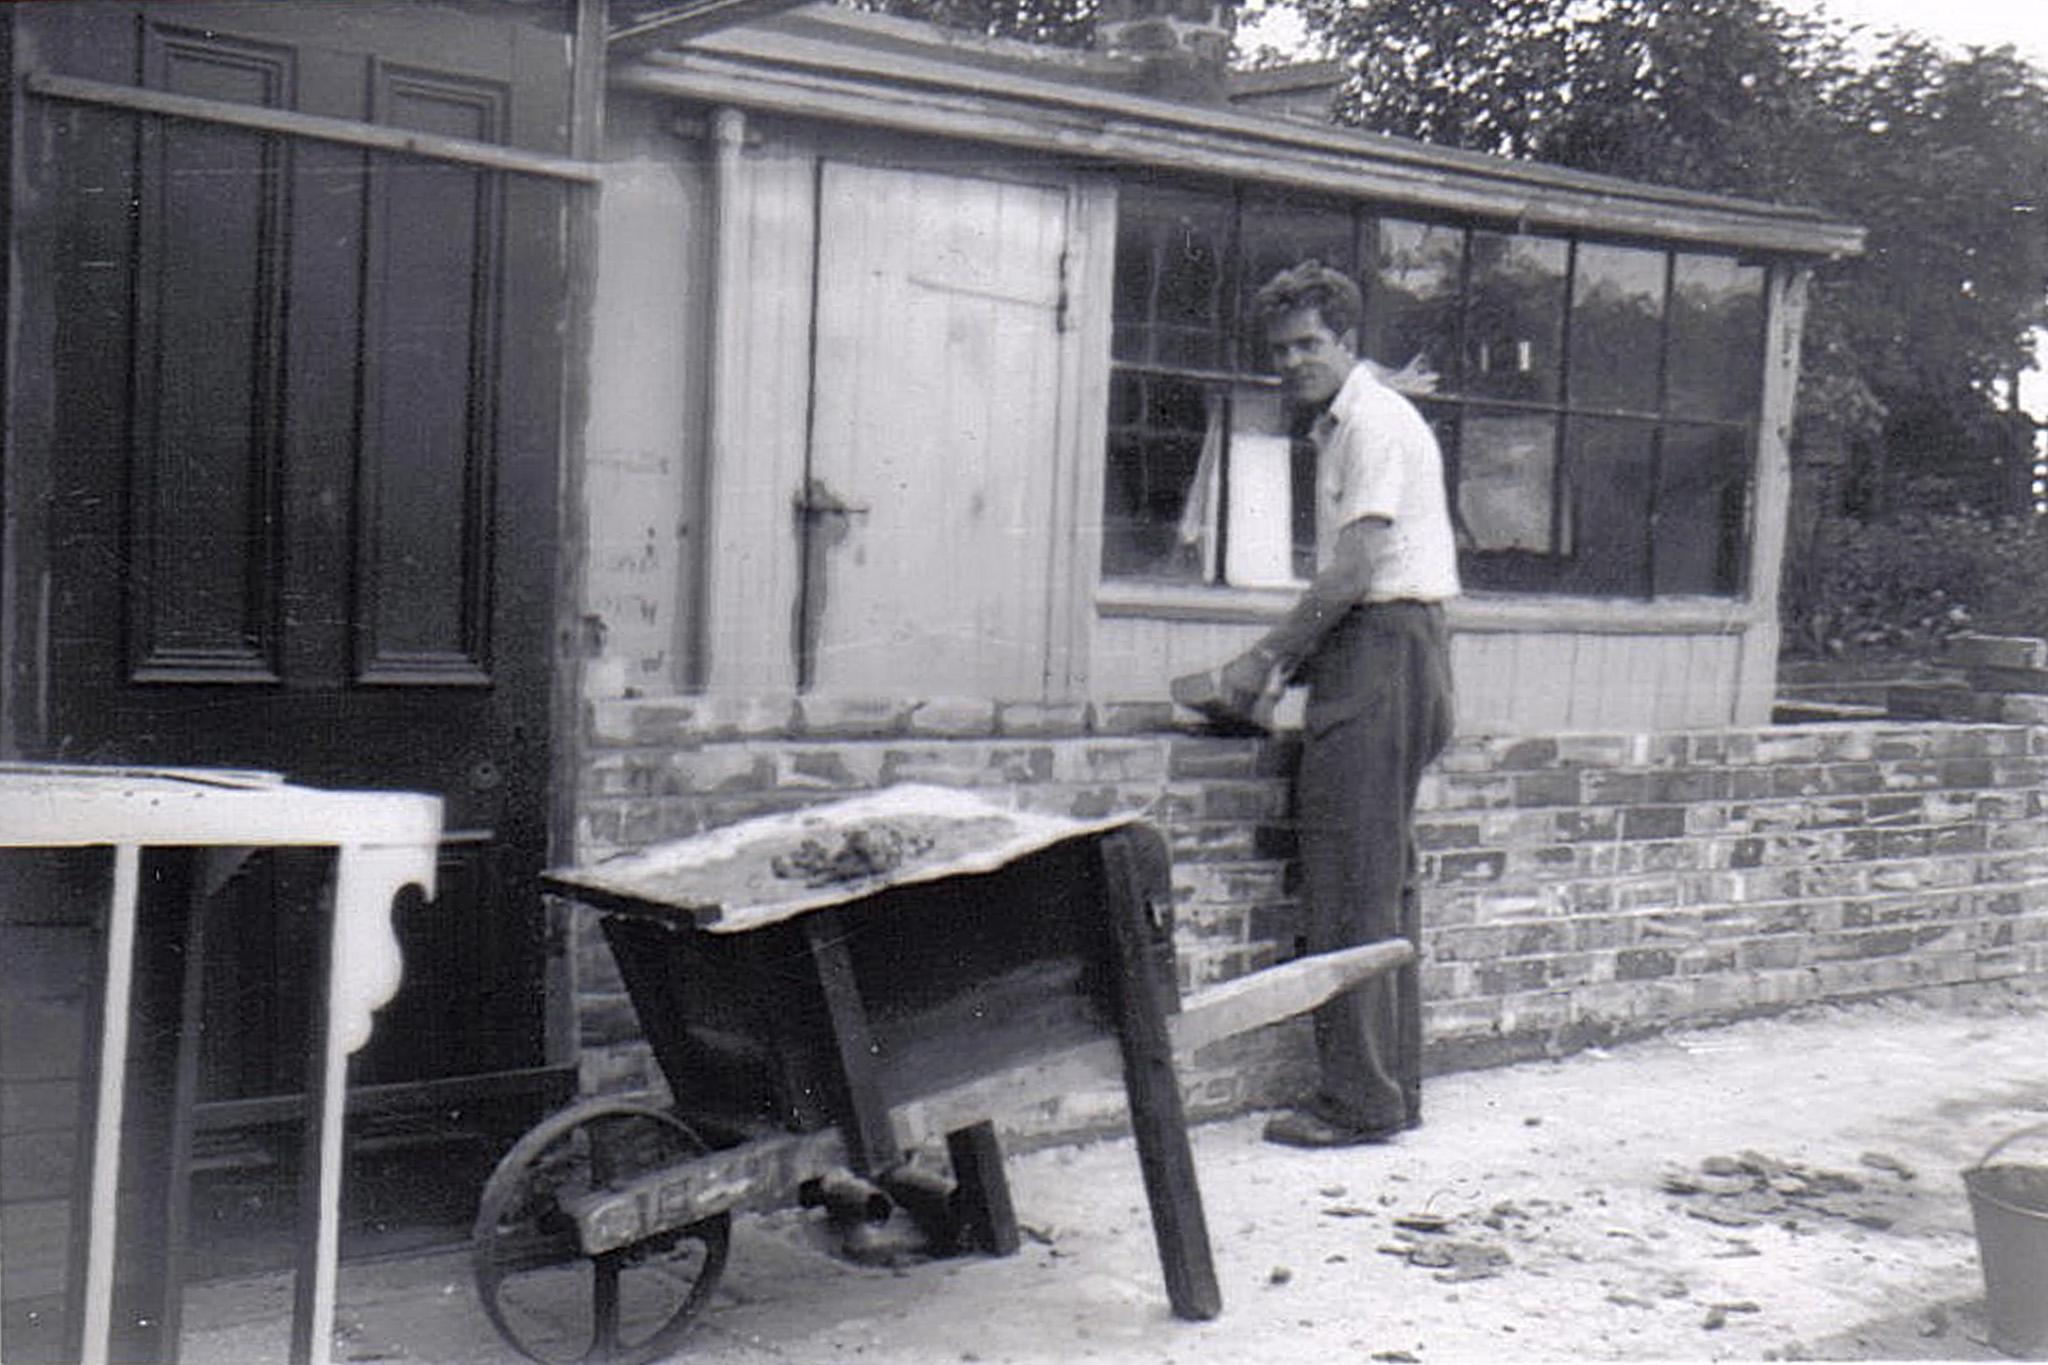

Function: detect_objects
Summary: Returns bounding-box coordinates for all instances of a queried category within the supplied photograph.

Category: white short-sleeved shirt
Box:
[1311,362,1462,602]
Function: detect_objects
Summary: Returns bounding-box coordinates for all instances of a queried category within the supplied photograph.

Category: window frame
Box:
[1099,176,1773,607]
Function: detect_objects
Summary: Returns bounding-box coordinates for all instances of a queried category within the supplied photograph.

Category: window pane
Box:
[1654,424,1749,595]
[1455,411,1560,552]
[1366,218,1464,381]
[1220,385,1307,588]
[1239,194,1357,373]
[1113,185,1232,369]
[1561,417,1655,596]
[1102,371,1213,580]
[1667,254,1766,421]
[1464,231,1567,402]
[1569,243,1667,413]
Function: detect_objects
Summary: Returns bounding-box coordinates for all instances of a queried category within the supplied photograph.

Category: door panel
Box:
[19,3,570,1109]
[804,162,1070,697]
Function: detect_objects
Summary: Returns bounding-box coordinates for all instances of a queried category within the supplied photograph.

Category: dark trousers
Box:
[1293,601,1453,1130]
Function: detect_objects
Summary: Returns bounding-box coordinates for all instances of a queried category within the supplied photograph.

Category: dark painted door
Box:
[14,2,573,1122]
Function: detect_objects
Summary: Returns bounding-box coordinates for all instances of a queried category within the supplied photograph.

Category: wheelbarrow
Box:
[470,784,1410,1363]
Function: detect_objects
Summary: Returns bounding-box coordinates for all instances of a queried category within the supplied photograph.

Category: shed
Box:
[582,2,1863,736]
[0,0,1877,1311]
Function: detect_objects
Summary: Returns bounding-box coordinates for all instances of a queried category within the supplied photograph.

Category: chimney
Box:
[1093,0,1237,102]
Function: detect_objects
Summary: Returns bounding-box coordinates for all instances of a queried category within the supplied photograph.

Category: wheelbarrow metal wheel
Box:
[473,1097,732,1364]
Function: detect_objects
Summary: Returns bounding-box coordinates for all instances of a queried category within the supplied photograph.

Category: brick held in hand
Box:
[1169,667,1275,735]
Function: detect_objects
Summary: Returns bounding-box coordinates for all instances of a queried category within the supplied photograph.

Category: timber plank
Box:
[1098,825,1221,1322]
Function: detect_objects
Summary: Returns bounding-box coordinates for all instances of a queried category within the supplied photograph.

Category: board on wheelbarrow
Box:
[473,784,1410,1363]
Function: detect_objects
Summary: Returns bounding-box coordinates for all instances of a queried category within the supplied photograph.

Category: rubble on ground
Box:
[1659,1150,1916,1233]
[1372,1200,1535,1283]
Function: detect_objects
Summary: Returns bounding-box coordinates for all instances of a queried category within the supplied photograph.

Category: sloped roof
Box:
[615,3,1863,258]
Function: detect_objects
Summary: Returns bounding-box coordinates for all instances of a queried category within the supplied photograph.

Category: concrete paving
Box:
[179,983,2048,1364]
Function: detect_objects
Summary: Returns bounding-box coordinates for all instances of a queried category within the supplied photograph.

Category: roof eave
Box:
[618,18,1864,260]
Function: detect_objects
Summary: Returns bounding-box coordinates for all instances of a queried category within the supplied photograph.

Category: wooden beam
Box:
[619,54,1863,258]
[945,1121,1020,1256]
[547,0,610,1086]
[803,912,900,1175]
[78,845,143,1365]
[191,1064,575,1131]
[608,0,818,56]
[0,3,22,761]
[1098,825,1221,1322]
[288,878,338,1365]
[1734,264,1814,726]
[1100,579,1756,635]
[24,71,601,183]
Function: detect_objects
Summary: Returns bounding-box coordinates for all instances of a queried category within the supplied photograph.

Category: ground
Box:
[181,983,2048,1364]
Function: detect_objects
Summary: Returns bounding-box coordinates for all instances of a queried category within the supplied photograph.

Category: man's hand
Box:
[1219,649,1275,710]
[1372,353,1440,396]
[1170,646,1278,734]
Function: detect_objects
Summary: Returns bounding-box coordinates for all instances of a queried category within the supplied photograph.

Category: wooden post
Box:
[802,911,898,1176]
[1097,826,1221,1321]
[1733,262,1813,725]
[545,0,610,1085]
[107,849,209,1363]
[945,1121,1020,1256]
[289,875,339,1365]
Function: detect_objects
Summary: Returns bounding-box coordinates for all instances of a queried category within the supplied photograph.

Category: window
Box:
[1102,182,1770,599]
[1105,185,1354,586]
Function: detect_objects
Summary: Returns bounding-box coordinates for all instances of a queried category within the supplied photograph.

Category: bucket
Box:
[1966,1122,2048,1357]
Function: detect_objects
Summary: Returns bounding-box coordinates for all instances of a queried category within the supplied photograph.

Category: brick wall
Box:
[571,692,2048,1141]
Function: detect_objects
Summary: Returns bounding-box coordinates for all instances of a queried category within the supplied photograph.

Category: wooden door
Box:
[802,162,1072,697]
[12,3,574,1121]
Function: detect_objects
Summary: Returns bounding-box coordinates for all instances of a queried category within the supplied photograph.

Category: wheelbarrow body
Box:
[473,785,1409,1363]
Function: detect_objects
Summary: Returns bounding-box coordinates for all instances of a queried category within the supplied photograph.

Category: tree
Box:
[1823,40,2048,503]
[1290,0,2048,511]
[845,0,1096,46]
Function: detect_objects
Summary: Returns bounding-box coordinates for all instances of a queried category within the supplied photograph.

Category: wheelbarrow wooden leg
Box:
[1100,826,1222,1322]
[802,910,898,1176]
[946,1121,1020,1256]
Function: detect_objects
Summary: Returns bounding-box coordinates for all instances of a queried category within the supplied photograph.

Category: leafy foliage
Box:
[1302,0,1847,188]
[842,0,1096,46]
[1783,489,2048,656]
[1293,0,2048,498]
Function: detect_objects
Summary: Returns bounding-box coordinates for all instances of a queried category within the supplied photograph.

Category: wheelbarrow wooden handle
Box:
[894,939,1415,1147]
[1167,939,1415,1055]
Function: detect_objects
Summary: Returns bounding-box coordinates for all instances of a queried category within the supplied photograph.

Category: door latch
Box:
[793,477,871,524]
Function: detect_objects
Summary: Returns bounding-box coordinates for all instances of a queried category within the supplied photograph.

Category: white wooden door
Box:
[803,161,1071,696]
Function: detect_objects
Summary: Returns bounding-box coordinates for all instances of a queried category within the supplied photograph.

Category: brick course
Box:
[570,696,2048,1140]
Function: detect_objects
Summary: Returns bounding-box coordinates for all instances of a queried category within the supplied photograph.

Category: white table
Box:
[0,764,442,1365]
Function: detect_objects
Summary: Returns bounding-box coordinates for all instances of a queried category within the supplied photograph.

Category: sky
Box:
[1795,0,2048,67]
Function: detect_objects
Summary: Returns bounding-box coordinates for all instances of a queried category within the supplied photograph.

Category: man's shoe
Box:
[1260,1108,1401,1149]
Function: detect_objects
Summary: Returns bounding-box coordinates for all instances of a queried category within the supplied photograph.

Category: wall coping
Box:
[591,691,2044,751]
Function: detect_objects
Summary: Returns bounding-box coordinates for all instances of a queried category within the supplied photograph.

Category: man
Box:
[1175,260,1458,1147]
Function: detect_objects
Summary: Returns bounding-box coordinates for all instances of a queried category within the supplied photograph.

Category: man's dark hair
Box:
[1252,260,1363,338]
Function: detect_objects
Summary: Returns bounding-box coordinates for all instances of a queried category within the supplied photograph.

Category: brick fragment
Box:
[1946,633,2048,671]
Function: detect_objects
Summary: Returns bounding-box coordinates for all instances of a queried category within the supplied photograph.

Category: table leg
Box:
[290,842,433,1365]
[290,873,340,1365]
[1098,827,1221,1321]
[105,849,211,1364]
[78,845,142,1365]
